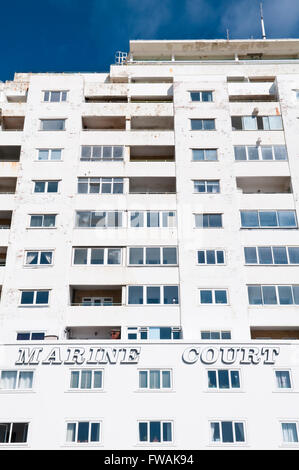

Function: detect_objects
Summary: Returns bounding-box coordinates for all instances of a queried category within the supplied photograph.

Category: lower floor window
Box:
[70,370,103,390]
[139,421,172,443]
[282,423,299,443]
[0,423,28,443]
[66,421,101,443]
[0,370,33,390]
[210,421,245,443]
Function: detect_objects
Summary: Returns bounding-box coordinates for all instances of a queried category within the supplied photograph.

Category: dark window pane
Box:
[288,247,299,264]
[215,290,227,304]
[197,251,205,264]
[36,291,49,304]
[31,332,45,340]
[21,291,34,304]
[90,249,104,265]
[222,422,234,442]
[241,211,259,227]
[200,290,213,303]
[77,422,89,443]
[277,211,297,227]
[216,251,224,264]
[107,248,121,264]
[244,247,257,264]
[40,252,52,265]
[230,371,240,388]
[191,119,202,130]
[34,182,45,193]
[146,286,160,304]
[163,422,172,442]
[206,250,216,264]
[164,286,179,304]
[258,247,273,264]
[26,251,38,265]
[129,248,144,265]
[90,423,100,442]
[262,286,277,304]
[208,371,217,388]
[17,333,30,340]
[234,422,245,442]
[128,286,143,304]
[218,370,229,389]
[139,423,148,442]
[209,214,222,227]
[231,116,242,130]
[234,146,246,160]
[163,247,177,264]
[248,286,262,305]
[273,247,288,264]
[74,248,88,264]
[259,211,277,227]
[159,328,172,340]
[274,145,287,160]
[261,146,273,160]
[10,423,28,443]
[247,146,259,160]
[203,119,215,130]
[278,286,293,305]
[192,149,204,161]
[150,422,161,443]
[146,248,160,265]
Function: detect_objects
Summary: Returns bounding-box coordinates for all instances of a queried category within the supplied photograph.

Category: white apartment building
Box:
[1,38,299,449]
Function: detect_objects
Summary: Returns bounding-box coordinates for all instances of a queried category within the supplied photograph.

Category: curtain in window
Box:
[66,423,76,442]
[81,371,92,389]
[1,371,17,389]
[282,423,298,442]
[18,371,33,389]
[149,370,160,389]
[276,371,291,388]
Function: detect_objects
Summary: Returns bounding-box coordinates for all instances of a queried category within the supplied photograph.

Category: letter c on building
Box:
[182,347,200,364]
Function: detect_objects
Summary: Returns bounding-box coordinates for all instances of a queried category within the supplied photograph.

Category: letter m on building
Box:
[15,347,43,365]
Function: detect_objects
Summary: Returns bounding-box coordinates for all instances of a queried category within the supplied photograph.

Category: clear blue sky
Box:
[1,0,299,81]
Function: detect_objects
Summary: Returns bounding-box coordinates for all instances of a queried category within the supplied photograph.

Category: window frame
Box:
[72,247,122,266]
[127,285,179,305]
[244,245,299,265]
[29,214,57,229]
[68,369,104,392]
[274,369,293,392]
[43,90,68,102]
[77,177,124,195]
[280,421,299,445]
[209,420,246,445]
[16,331,45,341]
[234,145,288,161]
[128,246,178,266]
[75,211,123,229]
[194,213,223,228]
[0,370,34,391]
[247,284,299,306]
[137,420,173,444]
[127,327,181,341]
[24,250,54,267]
[240,210,297,229]
[0,422,29,445]
[138,369,173,391]
[193,179,220,194]
[199,288,229,305]
[129,211,176,228]
[80,145,124,162]
[197,249,225,265]
[36,148,62,161]
[201,330,231,340]
[39,119,66,131]
[189,90,213,102]
[33,180,60,194]
[231,115,283,131]
[191,148,218,161]
[207,369,241,391]
[190,118,216,131]
[65,420,102,445]
[19,289,50,307]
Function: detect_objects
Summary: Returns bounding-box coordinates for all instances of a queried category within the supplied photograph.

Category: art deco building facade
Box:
[0,39,299,449]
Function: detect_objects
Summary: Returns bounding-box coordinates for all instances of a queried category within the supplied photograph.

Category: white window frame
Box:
[39,119,66,131]
[127,327,181,341]
[244,246,299,265]
[43,90,68,102]
[189,90,213,102]
[127,285,179,305]
[201,330,232,340]
[190,118,216,131]
[0,422,29,445]
[199,288,229,305]
[209,420,246,445]
[75,211,123,228]
[72,247,122,266]
[207,369,241,391]
[32,180,60,194]
[128,246,177,266]
[81,297,113,306]
[0,370,34,391]
[65,420,102,445]
[191,148,218,161]
[194,213,223,228]
[274,369,293,391]
[193,180,220,194]
[137,420,173,444]
[234,145,288,161]
[16,331,45,341]
[68,369,104,392]
[24,250,54,267]
[36,148,63,161]
[280,421,299,445]
[197,249,225,265]
[129,211,176,228]
[80,145,124,161]
[77,177,124,194]
[247,284,299,306]
[19,290,50,307]
[29,214,57,228]
[240,210,297,229]
[138,369,172,391]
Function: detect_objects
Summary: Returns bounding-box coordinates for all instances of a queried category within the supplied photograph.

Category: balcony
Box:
[131,116,174,131]
[0,247,7,266]
[70,286,123,307]
[129,177,176,194]
[251,328,299,340]
[0,211,12,230]
[0,177,17,194]
[130,145,175,162]
[236,176,292,194]
[82,116,126,131]
[66,326,121,340]
[1,117,24,131]
[0,146,21,162]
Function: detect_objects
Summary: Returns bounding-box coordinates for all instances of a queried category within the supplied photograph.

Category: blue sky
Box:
[1,0,299,81]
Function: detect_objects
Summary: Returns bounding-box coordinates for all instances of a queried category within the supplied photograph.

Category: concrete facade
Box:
[1,39,299,449]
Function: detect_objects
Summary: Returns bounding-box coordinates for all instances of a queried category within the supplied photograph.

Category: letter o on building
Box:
[200,347,219,364]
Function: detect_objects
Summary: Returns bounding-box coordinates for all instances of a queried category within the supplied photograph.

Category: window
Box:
[210,421,245,444]
[129,247,177,265]
[192,149,218,161]
[127,327,181,341]
[240,210,297,228]
[234,145,287,161]
[138,421,172,443]
[190,91,213,102]
[78,177,123,194]
[139,370,172,390]
[244,246,299,265]
[281,422,299,443]
[275,370,292,389]
[40,119,65,131]
[208,370,240,390]
[29,214,56,228]
[20,290,50,306]
[194,180,220,193]
[33,181,59,193]
[190,119,215,130]
[25,251,53,266]
[16,332,45,341]
[197,250,225,265]
[195,214,222,228]
[73,247,121,265]
[76,211,122,228]
[199,289,228,304]
[66,421,101,444]
[81,145,124,161]
[37,149,62,161]
[0,423,28,444]
[43,91,67,102]
[130,211,176,228]
[70,370,103,390]
[231,115,283,131]
[128,286,179,305]
[0,370,33,390]
[247,285,299,305]
[201,331,231,340]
